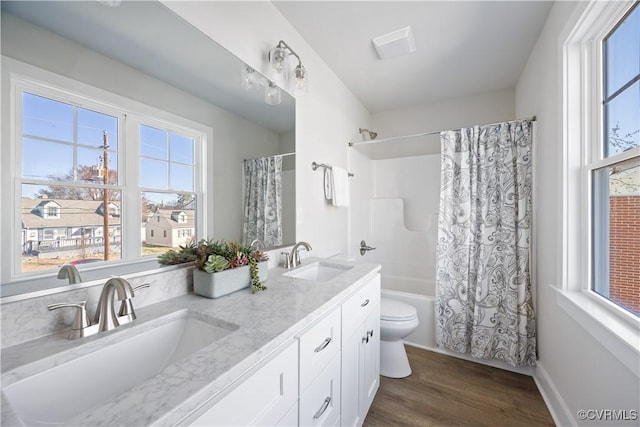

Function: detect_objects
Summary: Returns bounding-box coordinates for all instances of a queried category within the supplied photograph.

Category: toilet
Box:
[379,297,419,378]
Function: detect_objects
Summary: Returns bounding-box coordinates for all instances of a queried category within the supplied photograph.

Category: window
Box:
[20,91,122,273]
[560,0,639,375]
[8,69,207,281]
[45,206,59,218]
[139,125,197,256]
[591,3,640,317]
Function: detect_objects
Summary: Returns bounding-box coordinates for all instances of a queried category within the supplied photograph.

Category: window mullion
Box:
[123,114,139,260]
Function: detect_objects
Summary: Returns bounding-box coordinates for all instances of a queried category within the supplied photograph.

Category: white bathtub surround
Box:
[1,258,380,426]
[436,120,535,368]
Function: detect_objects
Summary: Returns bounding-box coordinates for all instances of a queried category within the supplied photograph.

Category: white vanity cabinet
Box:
[184,271,381,427]
[340,274,381,427]
[186,340,299,426]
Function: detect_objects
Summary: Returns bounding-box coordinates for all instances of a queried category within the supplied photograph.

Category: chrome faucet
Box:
[250,239,266,250]
[57,264,82,284]
[289,241,312,268]
[94,277,135,332]
[48,279,146,339]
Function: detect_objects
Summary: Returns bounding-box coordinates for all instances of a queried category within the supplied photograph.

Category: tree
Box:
[176,193,194,208]
[36,165,120,201]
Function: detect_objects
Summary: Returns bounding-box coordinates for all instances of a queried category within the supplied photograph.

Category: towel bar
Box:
[311,161,354,177]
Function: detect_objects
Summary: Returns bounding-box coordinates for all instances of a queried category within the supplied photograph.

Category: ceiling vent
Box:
[372,26,416,60]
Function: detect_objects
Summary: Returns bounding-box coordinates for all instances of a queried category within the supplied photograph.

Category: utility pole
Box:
[102,131,110,261]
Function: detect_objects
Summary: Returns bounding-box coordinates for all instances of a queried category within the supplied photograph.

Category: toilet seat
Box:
[380,298,417,322]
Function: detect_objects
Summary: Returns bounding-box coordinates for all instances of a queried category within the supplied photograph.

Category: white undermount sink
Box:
[283,261,353,283]
[2,310,238,426]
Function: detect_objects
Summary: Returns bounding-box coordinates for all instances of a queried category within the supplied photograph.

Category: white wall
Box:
[164,1,371,259]
[372,87,515,136]
[516,2,640,425]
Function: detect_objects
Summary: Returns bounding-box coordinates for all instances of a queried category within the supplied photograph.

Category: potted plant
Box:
[158,239,269,298]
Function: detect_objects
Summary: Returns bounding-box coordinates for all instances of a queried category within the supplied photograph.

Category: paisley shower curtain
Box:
[242,155,282,248]
[435,120,536,367]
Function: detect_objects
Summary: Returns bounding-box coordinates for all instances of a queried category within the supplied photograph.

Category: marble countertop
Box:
[1,258,381,426]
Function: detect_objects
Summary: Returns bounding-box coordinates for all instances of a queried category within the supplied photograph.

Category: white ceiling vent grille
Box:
[372,26,416,60]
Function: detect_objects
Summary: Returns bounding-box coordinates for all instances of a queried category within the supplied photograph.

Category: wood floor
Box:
[363,346,555,427]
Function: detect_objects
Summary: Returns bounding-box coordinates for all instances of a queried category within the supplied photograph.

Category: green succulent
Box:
[158,238,269,293]
[203,254,230,273]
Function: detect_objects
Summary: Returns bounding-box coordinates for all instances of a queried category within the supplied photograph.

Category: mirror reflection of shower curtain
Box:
[435,120,536,367]
[243,155,283,247]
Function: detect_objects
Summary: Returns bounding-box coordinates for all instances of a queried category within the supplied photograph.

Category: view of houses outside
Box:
[21,191,197,273]
[20,91,197,273]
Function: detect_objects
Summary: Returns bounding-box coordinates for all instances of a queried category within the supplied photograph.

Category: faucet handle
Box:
[281,252,291,269]
[132,283,150,296]
[117,283,148,319]
[48,301,91,339]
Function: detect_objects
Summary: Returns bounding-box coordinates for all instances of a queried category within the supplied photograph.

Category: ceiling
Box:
[273,1,554,114]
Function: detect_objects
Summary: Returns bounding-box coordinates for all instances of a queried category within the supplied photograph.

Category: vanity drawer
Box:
[342,274,380,338]
[188,340,298,426]
[299,353,341,427]
[297,307,341,393]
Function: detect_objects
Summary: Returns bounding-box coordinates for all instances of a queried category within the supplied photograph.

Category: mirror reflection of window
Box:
[18,87,205,275]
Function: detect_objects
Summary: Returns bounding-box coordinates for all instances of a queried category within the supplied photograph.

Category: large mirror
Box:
[0,1,295,298]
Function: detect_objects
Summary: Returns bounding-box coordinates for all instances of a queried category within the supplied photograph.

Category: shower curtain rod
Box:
[245,152,295,161]
[348,116,536,147]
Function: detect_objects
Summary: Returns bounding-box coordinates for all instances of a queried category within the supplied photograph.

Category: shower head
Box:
[359,128,378,140]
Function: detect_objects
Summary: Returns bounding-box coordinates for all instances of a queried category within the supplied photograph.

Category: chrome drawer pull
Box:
[314,337,332,353]
[361,299,370,307]
[313,397,331,419]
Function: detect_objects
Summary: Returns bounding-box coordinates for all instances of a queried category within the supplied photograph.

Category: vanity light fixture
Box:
[241,64,258,90]
[241,64,282,105]
[265,81,281,105]
[269,40,308,97]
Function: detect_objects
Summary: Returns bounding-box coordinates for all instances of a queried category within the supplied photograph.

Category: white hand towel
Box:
[331,166,350,207]
[324,167,333,201]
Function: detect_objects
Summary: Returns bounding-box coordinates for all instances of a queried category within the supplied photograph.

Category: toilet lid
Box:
[381,298,417,321]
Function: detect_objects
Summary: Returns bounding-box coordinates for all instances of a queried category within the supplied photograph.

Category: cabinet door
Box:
[361,309,380,414]
[341,323,365,427]
[341,274,381,427]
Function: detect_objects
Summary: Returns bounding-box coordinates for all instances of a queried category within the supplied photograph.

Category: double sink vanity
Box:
[1,258,381,426]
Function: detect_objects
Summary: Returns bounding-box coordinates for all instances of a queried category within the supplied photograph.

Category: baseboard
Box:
[533,362,576,427]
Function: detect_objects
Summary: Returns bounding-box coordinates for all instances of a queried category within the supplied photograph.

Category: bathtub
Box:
[381,274,436,349]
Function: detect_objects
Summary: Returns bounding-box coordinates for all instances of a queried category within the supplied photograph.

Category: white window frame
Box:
[560,0,640,376]
[0,58,211,296]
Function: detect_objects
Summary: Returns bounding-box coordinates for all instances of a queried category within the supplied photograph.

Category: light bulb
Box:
[241,65,258,90]
[265,82,281,105]
[269,46,287,74]
[294,64,308,97]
